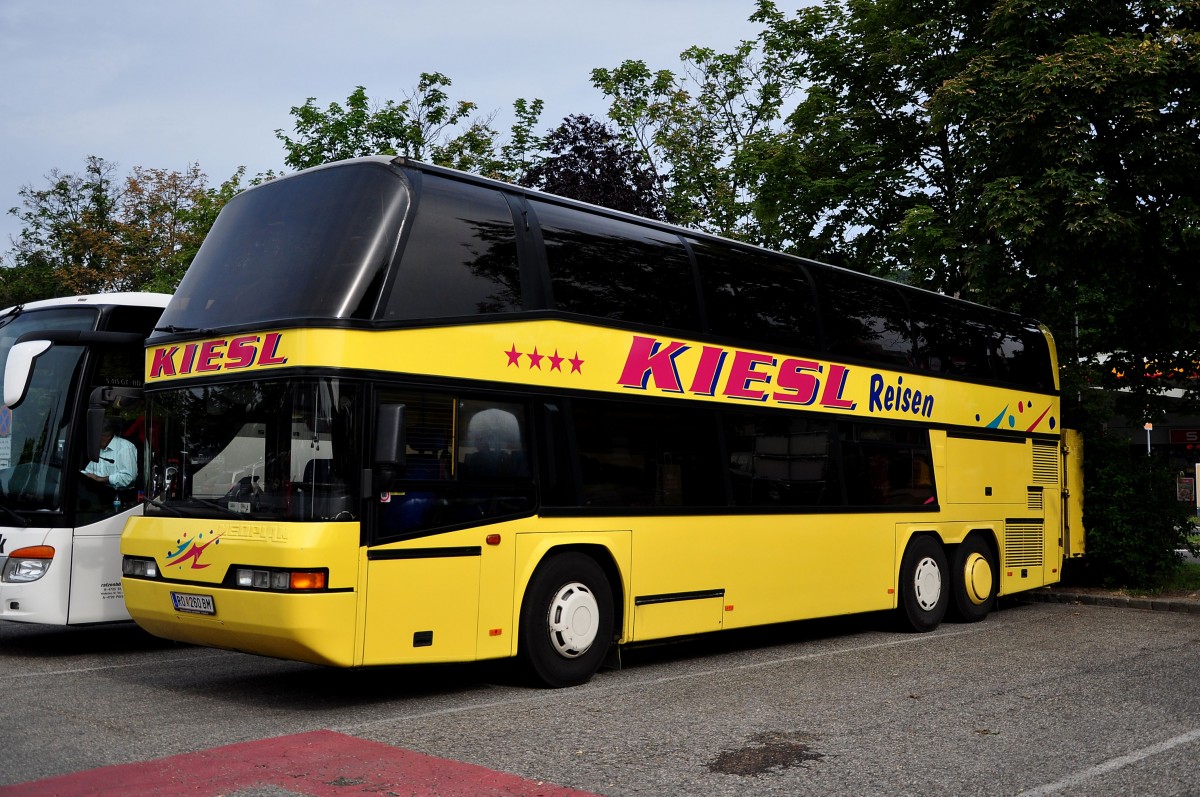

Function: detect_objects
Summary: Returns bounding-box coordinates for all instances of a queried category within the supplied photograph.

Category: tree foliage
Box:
[930,0,1200,406]
[276,75,544,180]
[592,38,795,239]
[2,157,243,304]
[520,115,667,219]
[1079,428,1197,588]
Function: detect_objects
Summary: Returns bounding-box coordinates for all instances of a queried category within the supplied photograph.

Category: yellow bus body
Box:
[122,461,1067,668]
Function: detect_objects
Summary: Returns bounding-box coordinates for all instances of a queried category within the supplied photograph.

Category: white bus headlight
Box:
[2,546,55,583]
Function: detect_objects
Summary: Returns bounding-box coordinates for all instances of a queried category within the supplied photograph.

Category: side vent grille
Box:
[1005,522,1044,567]
[1027,488,1044,511]
[1032,441,1059,484]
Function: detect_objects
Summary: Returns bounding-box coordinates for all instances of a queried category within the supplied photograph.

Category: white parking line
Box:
[1017,728,1200,796]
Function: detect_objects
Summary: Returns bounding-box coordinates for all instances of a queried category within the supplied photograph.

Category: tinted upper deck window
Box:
[383,177,521,320]
[159,161,408,330]
[532,201,700,330]
[693,240,820,352]
[816,267,913,367]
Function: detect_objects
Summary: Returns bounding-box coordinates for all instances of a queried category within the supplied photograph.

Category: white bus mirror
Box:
[4,339,52,409]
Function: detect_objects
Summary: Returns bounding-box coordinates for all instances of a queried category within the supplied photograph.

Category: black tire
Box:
[896,535,948,632]
[947,534,998,623]
[519,552,614,688]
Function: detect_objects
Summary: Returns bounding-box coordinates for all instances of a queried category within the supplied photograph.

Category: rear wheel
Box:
[948,534,997,623]
[896,535,948,632]
[519,552,614,688]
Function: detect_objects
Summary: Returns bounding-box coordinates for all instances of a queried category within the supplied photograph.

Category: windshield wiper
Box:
[182,496,245,518]
[0,502,28,527]
[153,325,215,336]
[145,499,185,517]
[0,304,23,333]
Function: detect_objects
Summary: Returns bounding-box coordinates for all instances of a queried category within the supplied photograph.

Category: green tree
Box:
[5,156,124,297]
[520,114,667,219]
[3,157,244,302]
[747,0,993,276]
[592,36,795,239]
[277,75,544,179]
[930,0,1200,402]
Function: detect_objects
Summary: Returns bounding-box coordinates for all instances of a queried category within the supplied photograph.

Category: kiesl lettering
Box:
[149,333,287,378]
[616,335,935,418]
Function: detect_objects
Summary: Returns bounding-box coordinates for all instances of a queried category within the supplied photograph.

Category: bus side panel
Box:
[627,516,895,639]
[68,523,131,624]
[361,554,480,665]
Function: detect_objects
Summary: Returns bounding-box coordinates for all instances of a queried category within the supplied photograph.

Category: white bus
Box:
[0,293,168,625]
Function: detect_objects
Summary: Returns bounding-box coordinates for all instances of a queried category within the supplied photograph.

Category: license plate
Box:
[171,591,215,615]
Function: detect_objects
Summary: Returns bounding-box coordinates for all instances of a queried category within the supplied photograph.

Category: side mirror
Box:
[4,339,52,409]
[86,407,107,463]
[374,403,406,468]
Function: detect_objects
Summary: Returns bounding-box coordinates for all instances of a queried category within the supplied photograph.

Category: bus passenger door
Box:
[1062,429,1085,558]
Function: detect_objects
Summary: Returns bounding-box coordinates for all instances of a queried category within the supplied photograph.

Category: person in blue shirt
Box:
[82,422,138,489]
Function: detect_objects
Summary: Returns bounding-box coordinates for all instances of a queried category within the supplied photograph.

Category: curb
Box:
[1017,588,1200,614]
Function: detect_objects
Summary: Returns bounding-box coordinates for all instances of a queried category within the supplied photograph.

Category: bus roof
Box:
[4,292,172,315]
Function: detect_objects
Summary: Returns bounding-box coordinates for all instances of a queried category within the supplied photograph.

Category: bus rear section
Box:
[0,293,168,625]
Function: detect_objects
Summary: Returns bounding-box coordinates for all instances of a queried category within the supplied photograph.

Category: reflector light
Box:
[11,545,54,560]
[485,534,501,546]
[290,571,326,590]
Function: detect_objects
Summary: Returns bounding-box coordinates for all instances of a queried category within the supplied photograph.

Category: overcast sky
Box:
[0,0,768,249]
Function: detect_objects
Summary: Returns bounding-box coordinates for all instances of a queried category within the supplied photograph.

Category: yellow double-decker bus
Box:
[121,157,1084,686]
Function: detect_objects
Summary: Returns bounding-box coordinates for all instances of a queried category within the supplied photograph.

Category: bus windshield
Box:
[0,307,99,513]
[144,378,359,522]
[158,161,409,330]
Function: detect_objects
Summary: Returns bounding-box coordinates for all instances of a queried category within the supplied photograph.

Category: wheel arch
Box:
[946,528,1000,569]
[514,539,627,649]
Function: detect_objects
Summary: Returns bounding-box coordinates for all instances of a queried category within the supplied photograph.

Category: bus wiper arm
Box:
[0,502,29,526]
[153,325,215,336]
[0,304,23,332]
[146,499,185,517]
[184,497,244,518]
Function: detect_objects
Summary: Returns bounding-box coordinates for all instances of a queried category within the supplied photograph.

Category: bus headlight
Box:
[2,546,55,583]
[235,567,327,591]
[121,557,159,579]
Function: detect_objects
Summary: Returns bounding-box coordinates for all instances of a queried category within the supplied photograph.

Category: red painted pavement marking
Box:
[0,729,602,797]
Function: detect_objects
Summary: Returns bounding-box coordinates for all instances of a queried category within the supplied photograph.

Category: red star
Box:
[569,352,584,373]
[505,344,522,367]
[549,350,564,371]
[528,347,544,369]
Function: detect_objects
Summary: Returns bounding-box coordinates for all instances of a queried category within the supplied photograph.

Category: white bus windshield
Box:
[0,307,99,513]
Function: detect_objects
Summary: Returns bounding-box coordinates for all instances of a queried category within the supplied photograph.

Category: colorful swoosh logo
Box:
[165,530,223,569]
[981,401,1056,432]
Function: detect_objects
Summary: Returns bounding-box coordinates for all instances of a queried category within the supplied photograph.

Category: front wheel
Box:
[896,535,948,632]
[519,552,614,688]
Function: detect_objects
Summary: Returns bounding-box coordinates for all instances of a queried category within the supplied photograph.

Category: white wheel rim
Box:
[913,556,942,611]
[546,581,599,658]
